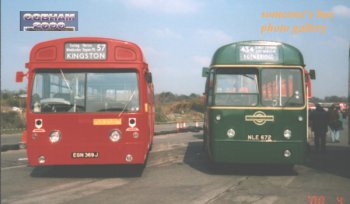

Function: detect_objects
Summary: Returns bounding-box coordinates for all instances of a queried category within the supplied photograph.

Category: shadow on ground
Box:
[184,136,350,178]
[30,164,144,178]
[305,145,350,179]
[183,141,297,176]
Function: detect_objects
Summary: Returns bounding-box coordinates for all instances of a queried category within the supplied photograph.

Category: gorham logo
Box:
[245,111,274,125]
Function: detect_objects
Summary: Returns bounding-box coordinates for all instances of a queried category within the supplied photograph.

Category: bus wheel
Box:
[149,142,153,152]
[136,153,149,174]
[204,147,217,172]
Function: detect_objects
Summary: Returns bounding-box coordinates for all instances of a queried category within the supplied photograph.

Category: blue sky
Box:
[1,0,349,98]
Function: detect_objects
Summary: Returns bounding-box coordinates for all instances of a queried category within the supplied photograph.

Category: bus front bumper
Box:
[27,143,148,166]
[210,140,306,164]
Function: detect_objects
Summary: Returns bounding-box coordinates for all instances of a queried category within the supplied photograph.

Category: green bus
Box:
[202,41,315,165]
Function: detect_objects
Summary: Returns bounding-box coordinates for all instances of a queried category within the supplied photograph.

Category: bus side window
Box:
[207,70,214,105]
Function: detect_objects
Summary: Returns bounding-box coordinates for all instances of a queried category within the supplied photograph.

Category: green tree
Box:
[324,96,347,103]
[155,106,167,122]
[0,112,25,130]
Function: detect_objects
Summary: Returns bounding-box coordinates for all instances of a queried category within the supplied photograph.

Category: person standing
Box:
[328,104,341,143]
[310,104,329,153]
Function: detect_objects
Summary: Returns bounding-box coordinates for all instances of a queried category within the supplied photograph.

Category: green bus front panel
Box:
[208,109,307,164]
[212,140,305,164]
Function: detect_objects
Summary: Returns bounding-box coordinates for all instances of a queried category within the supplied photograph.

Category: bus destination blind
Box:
[65,43,107,60]
[239,45,279,62]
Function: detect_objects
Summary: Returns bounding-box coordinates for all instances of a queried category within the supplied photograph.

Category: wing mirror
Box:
[146,72,153,83]
[309,69,316,80]
[16,71,27,83]
[202,67,209,77]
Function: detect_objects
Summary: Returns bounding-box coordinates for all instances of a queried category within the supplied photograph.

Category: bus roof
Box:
[27,37,146,66]
[211,40,304,67]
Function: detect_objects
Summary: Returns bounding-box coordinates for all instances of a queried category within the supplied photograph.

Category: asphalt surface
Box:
[1,131,350,204]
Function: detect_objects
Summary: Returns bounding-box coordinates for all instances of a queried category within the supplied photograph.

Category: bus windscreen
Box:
[31,69,139,113]
[214,68,258,106]
[213,68,304,107]
[261,68,304,107]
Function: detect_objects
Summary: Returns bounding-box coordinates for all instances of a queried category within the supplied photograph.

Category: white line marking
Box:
[1,165,27,171]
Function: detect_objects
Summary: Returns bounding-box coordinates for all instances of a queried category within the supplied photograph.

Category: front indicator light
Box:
[284,150,292,158]
[109,130,122,142]
[49,130,61,143]
[132,132,139,139]
[284,129,292,139]
[32,133,38,140]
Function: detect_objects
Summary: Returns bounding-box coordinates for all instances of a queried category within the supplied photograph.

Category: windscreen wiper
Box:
[118,90,136,117]
[60,69,72,93]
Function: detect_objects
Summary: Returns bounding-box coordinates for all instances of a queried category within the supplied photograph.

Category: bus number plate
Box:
[247,134,272,141]
[72,152,99,158]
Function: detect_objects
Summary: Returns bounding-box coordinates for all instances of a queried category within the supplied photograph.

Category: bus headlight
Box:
[109,130,122,142]
[227,129,236,138]
[125,154,133,162]
[284,129,292,139]
[38,155,46,164]
[49,130,61,143]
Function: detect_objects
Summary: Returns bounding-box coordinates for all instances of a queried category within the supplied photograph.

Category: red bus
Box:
[16,37,154,166]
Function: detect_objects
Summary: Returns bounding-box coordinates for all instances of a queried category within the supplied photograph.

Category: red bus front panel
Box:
[27,113,150,165]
